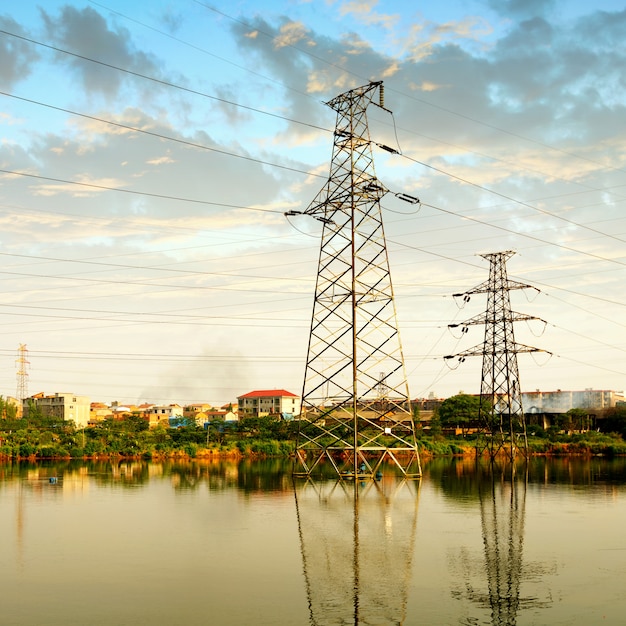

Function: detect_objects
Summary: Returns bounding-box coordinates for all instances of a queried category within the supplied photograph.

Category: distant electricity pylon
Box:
[445,251,549,459]
[16,343,29,401]
[287,81,421,479]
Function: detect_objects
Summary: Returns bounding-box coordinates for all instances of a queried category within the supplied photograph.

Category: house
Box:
[147,404,183,428]
[206,409,239,423]
[5,396,21,419]
[237,390,301,419]
[24,392,90,428]
[221,403,238,418]
[90,402,112,423]
[183,403,212,426]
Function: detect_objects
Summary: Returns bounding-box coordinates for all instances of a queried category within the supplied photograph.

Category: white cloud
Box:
[0,1,624,404]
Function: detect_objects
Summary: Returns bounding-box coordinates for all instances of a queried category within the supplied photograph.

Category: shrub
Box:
[37,445,69,458]
[250,440,281,455]
[183,443,198,458]
[18,442,35,457]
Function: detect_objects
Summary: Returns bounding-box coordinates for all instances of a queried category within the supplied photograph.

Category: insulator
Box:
[378,144,399,154]
[379,84,385,108]
[395,192,419,204]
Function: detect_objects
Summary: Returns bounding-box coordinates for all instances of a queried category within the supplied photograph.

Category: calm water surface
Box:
[1,457,625,625]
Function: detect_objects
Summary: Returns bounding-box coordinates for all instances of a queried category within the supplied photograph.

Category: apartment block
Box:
[237,389,301,419]
[24,392,90,428]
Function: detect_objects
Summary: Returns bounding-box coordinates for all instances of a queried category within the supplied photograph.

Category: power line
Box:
[0,90,325,180]
[0,167,284,213]
[400,160,626,245]
[0,28,330,134]
[417,201,626,268]
[90,0,316,103]
[193,1,626,180]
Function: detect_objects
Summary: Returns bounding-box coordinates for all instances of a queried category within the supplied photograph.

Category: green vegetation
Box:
[0,414,299,460]
[0,404,625,459]
[438,394,482,433]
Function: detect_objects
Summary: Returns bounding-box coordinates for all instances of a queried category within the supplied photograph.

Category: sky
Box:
[0,0,625,407]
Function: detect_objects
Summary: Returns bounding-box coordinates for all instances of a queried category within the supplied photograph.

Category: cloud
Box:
[274,21,311,48]
[403,17,494,61]
[486,0,556,19]
[2,1,625,403]
[0,15,40,87]
[39,6,163,99]
[338,0,400,30]
[146,155,175,166]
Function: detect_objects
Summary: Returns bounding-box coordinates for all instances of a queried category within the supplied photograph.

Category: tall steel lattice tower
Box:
[289,81,421,479]
[16,343,29,402]
[445,251,547,459]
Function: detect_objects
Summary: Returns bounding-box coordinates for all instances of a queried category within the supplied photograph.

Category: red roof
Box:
[238,389,298,399]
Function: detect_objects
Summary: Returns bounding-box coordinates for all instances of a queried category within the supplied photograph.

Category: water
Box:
[1,457,625,625]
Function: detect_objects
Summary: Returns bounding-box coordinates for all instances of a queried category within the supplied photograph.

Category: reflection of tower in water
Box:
[294,478,420,625]
[452,463,552,625]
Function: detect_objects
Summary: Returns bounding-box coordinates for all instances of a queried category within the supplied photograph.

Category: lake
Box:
[1,456,625,625]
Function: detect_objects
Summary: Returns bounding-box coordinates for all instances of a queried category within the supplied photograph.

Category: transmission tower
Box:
[445,251,548,459]
[16,343,29,402]
[288,81,421,479]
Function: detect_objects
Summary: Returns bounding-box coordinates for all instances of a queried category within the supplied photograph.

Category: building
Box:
[237,390,301,419]
[146,404,183,428]
[522,389,625,415]
[24,392,91,428]
[4,396,22,419]
[90,402,112,423]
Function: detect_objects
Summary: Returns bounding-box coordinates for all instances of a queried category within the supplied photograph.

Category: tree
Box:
[565,408,590,432]
[438,394,482,435]
[0,395,16,420]
[600,406,626,438]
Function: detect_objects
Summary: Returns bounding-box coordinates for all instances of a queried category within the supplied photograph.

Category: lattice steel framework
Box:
[16,343,29,402]
[450,462,552,622]
[294,478,420,624]
[291,81,421,479]
[445,252,547,459]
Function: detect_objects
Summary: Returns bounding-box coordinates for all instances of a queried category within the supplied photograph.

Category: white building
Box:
[237,389,301,419]
[522,389,625,414]
[24,392,91,428]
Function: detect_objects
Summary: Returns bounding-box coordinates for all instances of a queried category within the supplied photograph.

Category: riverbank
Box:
[2,414,626,460]
[2,434,626,462]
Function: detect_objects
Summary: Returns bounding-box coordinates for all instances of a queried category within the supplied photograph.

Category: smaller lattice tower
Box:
[16,343,29,402]
[445,251,548,459]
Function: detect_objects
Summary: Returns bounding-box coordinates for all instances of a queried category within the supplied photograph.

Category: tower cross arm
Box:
[452,280,490,297]
[444,344,485,360]
[454,282,540,297]
[449,313,486,329]
[509,312,547,324]
[512,343,552,355]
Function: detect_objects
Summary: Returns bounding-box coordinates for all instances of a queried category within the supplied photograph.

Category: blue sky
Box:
[0,0,625,405]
